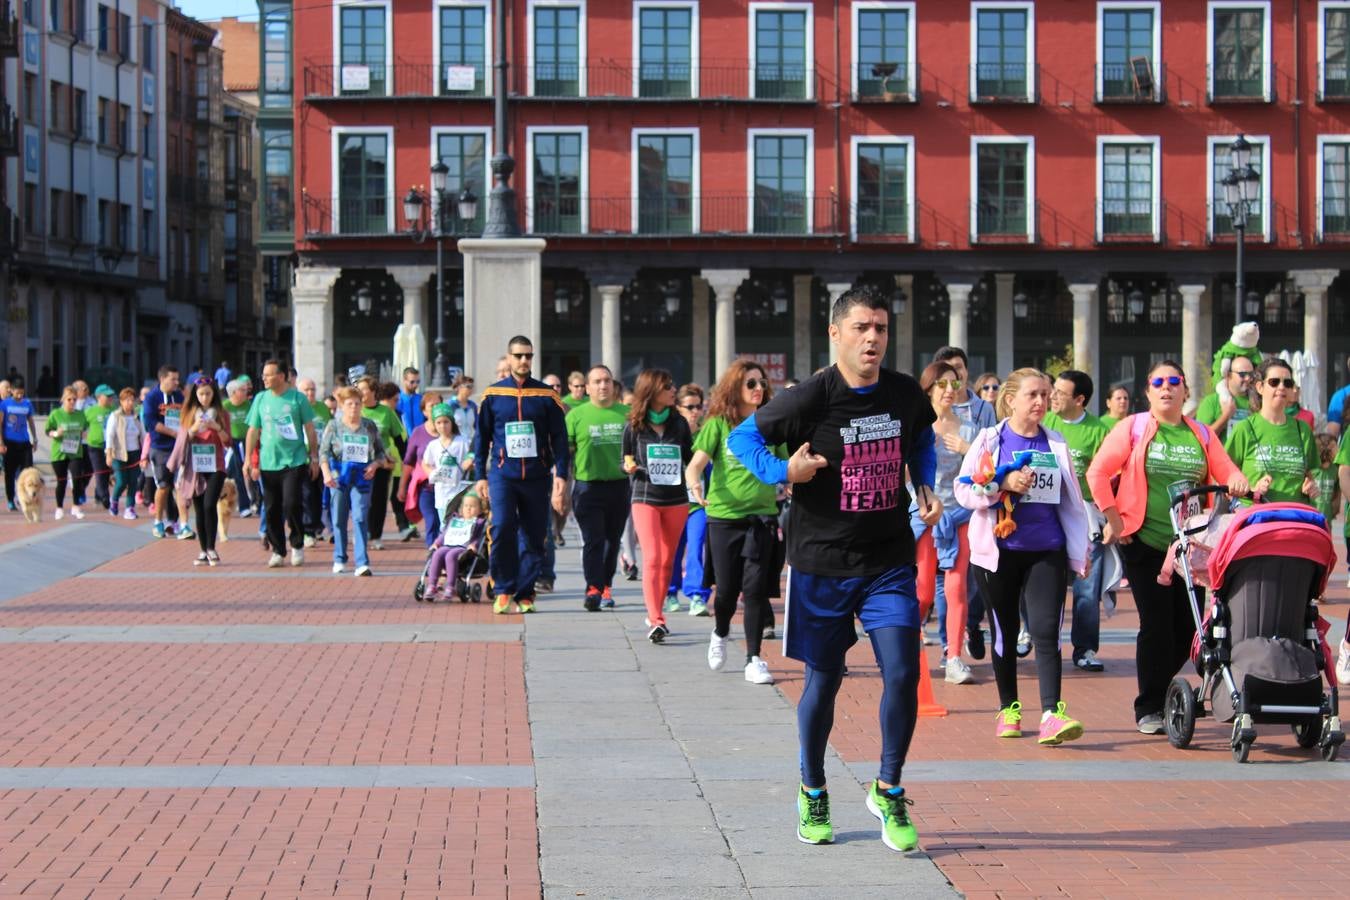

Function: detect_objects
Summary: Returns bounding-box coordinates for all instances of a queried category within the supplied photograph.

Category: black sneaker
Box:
[1073,650,1105,672]
[555,534,566,548]
[583,588,601,612]
[967,628,986,660]
[535,579,554,594]
[625,562,640,581]
[648,624,668,644]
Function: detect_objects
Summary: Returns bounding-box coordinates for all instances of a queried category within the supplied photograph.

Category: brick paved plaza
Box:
[0,512,1346,898]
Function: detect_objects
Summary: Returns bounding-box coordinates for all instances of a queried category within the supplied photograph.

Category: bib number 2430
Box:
[505,421,537,459]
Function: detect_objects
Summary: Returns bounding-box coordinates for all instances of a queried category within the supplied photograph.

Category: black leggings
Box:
[191,473,227,552]
[973,547,1069,712]
[708,518,775,660]
[51,457,85,508]
[369,468,392,540]
[3,441,34,502]
[1121,540,1200,719]
[261,465,307,552]
[798,626,919,788]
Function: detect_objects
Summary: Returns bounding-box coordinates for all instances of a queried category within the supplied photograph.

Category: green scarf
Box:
[647,407,671,425]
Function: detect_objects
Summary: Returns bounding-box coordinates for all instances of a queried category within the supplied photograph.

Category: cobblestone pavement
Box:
[0,504,1345,897]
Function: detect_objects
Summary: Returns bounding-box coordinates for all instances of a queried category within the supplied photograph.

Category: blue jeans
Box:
[932,572,949,647]
[332,484,372,569]
[489,475,550,599]
[521,507,557,581]
[1070,539,1106,658]
[668,506,710,600]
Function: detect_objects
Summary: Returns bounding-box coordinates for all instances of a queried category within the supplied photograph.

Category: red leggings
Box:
[915,524,971,658]
[630,502,689,627]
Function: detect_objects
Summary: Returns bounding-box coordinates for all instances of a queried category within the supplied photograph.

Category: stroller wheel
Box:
[1164,676,1197,749]
[414,582,425,602]
[470,583,483,603]
[1231,718,1255,763]
[1323,728,1345,762]
[1292,719,1321,749]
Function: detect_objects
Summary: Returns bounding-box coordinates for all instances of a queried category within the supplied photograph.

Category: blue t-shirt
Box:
[2,398,35,443]
[142,387,185,452]
[996,424,1066,553]
[1330,385,1350,430]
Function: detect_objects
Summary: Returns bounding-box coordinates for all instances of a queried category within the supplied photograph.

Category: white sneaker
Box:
[944,657,976,685]
[370,539,384,551]
[332,562,345,575]
[708,633,727,671]
[303,534,316,548]
[240,507,254,518]
[290,548,304,567]
[70,505,85,520]
[54,508,64,520]
[354,565,372,577]
[744,656,774,684]
[1337,639,1350,687]
[267,553,285,568]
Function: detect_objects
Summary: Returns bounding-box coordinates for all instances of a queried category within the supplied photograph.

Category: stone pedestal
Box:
[292,266,341,393]
[458,237,546,390]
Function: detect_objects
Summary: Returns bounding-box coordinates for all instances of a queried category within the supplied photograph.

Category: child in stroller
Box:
[415,489,489,603]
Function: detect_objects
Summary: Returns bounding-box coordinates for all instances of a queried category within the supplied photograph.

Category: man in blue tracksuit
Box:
[473,335,569,614]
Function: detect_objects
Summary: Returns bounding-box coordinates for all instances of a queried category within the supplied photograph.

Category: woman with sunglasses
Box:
[666,384,713,617]
[687,360,782,684]
[1223,359,1319,505]
[1087,360,1248,735]
[916,362,980,685]
[974,374,1001,404]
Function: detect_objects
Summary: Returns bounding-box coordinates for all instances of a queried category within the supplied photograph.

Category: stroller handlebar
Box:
[1169,483,1229,512]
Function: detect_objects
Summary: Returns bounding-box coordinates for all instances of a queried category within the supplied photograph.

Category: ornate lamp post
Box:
[484,0,522,237]
[404,168,479,385]
[1222,134,1262,329]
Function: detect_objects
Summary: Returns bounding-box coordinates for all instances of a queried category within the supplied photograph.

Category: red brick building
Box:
[279,0,1350,412]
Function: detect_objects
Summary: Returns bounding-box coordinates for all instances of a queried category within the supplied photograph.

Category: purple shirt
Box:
[996,424,1066,553]
[404,423,439,492]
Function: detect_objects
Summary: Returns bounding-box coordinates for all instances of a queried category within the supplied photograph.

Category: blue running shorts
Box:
[784,565,920,671]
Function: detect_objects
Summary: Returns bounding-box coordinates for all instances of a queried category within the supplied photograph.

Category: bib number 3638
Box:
[646,444,682,486]
[505,421,537,459]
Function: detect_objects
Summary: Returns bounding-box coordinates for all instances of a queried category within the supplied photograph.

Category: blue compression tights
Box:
[797,625,920,788]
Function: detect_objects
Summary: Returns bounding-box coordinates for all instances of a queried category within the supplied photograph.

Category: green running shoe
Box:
[688,598,709,617]
[663,593,681,613]
[866,781,918,852]
[797,786,833,844]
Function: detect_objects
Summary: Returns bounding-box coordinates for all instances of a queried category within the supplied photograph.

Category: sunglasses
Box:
[744,379,766,390]
[934,379,963,390]
[511,352,534,360]
[1149,375,1183,388]
[1232,370,1254,380]
[979,383,998,393]
[662,382,675,391]
[680,403,704,412]
[1265,377,1296,389]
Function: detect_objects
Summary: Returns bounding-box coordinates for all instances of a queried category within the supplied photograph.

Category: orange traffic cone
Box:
[917,634,948,717]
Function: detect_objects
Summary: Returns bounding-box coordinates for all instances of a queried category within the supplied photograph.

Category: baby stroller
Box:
[413,488,489,603]
[1163,484,1344,762]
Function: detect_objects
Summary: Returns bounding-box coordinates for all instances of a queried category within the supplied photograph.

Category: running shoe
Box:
[240,507,253,518]
[354,565,372,577]
[966,628,986,660]
[688,598,709,617]
[663,593,680,613]
[303,534,316,548]
[290,548,304,567]
[1074,650,1105,672]
[109,501,119,517]
[123,507,137,520]
[54,509,64,520]
[1016,629,1032,658]
[369,539,384,551]
[600,587,615,609]
[152,521,164,538]
[996,701,1023,738]
[647,623,668,643]
[267,553,285,568]
[744,657,773,684]
[400,526,419,542]
[1136,714,1164,734]
[176,525,195,541]
[762,625,776,641]
[944,657,976,685]
[332,562,345,575]
[866,781,919,852]
[797,786,833,845]
[7,500,16,512]
[708,633,727,670]
[1336,639,1350,687]
[492,594,511,614]
[517,596,536,614]
[1038,702,1084,745]
[624,561,639,581]
[194,552,208,566]
[206,551,219,567]
[583,587,601,612]
[535,579,554,594]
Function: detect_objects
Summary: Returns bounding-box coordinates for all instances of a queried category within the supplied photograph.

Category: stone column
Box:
[1292,268,1339,428]
[946,283,973,351]
[825,282,852,366]
[703,269,748,377]
[691,275,711,387]
[893,274,915,374]
[388,265,434,382]
[597,284,625,374]
[995,272,1016,376]
[588,285,603,367]
[793,274,814,378]
[1068,283,1100,408]
[1178,284,1206,414]
[458,237,546,391]
[291,265,341,394]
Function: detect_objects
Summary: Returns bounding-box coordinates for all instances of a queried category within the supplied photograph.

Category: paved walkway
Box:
[0,503,1345,897]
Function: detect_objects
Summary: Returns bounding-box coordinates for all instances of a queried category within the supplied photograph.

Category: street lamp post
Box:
[1222,134,1262,329]
[484,0,522,237]
[404,168,479,386]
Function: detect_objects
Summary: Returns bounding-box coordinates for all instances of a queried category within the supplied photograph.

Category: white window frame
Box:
[432,0,493,98]
[850,2,917,99]
[1315,134,1350,240]
[969,135,1036,243]
[429,125,493,230]
[849,135,915,242]
[632,1,699,99]
[746,127,815,233]
[1206,1,1273,102]
[1206,133,1272,242]
[631,127,700,233]
[1318,1,1350,99]
[526,0,587,97]
[525,125,589,233]
[330,125,395,234]
[1094,2,1162,100]
[1094,134,1162,242]
[969,1,1036,102]
[748,2,815,101]
[332,1,394,97]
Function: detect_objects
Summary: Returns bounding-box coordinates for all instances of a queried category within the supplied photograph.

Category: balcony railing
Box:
[1320,62,1350,102]
[851,199,913,242]
[1096,62,1164,104]
[0,99,17,156]
[852,62,919,102]
[1097,201,1162,243]
[1207,62,1271,102]
[969,63,1037,103]
[1317,201,1350,241]
[0,1,18,58]
[304,59,489,99]
[303,194,397,237]
[971,201,1037,243]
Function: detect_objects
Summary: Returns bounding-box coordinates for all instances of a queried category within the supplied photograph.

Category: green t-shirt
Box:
[1099,414,1121,431]
[1312,463,1338,522]
[363,404,405,476]
[1223,414,1318,505]
[47,409,88,462]
[310,400,333,424]
[245,387,315,471]
[566,401,629,482]
[84,402,115,448]
[222,398,251,441]
[1043,411,1109,501]
[563,394,589,411]
[1195,392,1254,440]
[1139,421,1208,551]
[692,415,781,519]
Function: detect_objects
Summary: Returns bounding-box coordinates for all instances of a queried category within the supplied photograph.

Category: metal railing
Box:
[1207,62,1271,102]
[970,201,1037,243]
[1095,62,1164,103]
[852,199,912,241]
[1319,62,1350,101]
[852,62,919,102]
[1316,201,1350,241]
[304,60,487,99]
[302,194,399,238]
[969,62,1037,103]
[1096,201,1162,243]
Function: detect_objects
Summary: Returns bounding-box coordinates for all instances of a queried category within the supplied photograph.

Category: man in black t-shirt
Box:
[727,287,940,853]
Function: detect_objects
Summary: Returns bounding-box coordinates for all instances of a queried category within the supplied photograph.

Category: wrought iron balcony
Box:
[303,59,489,100]
[1096,201,1163,243]
[1319,62,1350,102]
[1095,62,1164,104]
[970,201,1037,243]
[852,62,919,103]
[1207,63,1272,103]
[969,63,1037,103]
[526,194,841,237]
[514,60,821,102]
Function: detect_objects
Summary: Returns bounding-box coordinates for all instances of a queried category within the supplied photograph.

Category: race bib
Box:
[275,412,299,441]
[341,433,370,463]
[192,443,217,473]
[164,408,181,433]
[60,431,81,455]
[437,451,459,479]
[442,517,475,546]
[505,421,537,458]
[646,444,682,486]
[1022,451,1061,505]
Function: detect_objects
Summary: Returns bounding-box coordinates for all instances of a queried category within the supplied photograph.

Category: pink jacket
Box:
[1085,413,1240,539]
[954,422,1089,577]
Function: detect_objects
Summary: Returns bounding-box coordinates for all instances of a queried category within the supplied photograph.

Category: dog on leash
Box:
[216,480,237,541]
[16,467,43,523]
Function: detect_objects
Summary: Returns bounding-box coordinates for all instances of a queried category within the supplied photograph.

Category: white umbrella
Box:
[1280,349,1321,428]
[392,324,428,380]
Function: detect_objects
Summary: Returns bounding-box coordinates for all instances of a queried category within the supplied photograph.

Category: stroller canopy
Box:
[1206,502,1337,596]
